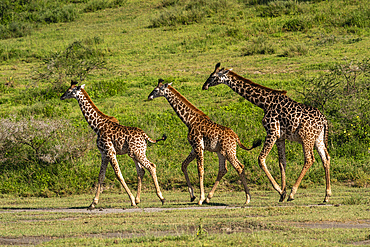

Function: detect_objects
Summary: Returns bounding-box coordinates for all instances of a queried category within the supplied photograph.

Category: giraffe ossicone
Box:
[148,79,261,205]
[61,80,166,209]
[203,63,331,203]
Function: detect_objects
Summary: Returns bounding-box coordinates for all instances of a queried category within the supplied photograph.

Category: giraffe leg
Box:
[276,140,287,202]
[288,142,315,201]
[258,134,284,197]
[315,134,331,203]
[205,152,228,204]
[89,155,109,210]
[227,153,251,205]
[109,152,136,207]
[133,153,165,205]
[181,150,197,202]
[134,160,145,205]
[194,146,206,205]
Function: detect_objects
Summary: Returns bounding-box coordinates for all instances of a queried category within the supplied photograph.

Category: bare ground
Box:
[1,205,369,246]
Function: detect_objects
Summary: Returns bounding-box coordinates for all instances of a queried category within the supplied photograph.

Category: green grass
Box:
[0,187,369,246]
[0,0,369,198]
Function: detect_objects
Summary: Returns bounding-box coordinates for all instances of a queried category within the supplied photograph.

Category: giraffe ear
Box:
[215,62,221,70]
[80,84,85,89]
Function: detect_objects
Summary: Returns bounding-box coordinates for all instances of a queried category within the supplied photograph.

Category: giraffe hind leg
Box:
[287,142,314,201]
[181,150,197,202]
[134,160,145,205]
[133,152,166,205]
[89,155,109,210]
[227,152,251,204]
[205,152,227,204]
[315,136,331,203]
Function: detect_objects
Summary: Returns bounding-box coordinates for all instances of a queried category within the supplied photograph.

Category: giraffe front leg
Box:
[89,156,109,210]
[206,152,227,204]
[276,140,287,202]
[258,134,284,199]
[181,151,197,202]
[195,148,205,205]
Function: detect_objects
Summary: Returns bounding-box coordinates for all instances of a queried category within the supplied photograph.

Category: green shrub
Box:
[35,40,107,90]
[298,58,370,157]
[0,117,94,168]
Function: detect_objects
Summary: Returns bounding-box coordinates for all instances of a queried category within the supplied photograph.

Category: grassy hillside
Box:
[0,0,369,198]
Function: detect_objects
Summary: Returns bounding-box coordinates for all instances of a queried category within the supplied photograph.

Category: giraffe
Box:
[203,63,331,203]
[148,79,261,205]
[61,80,166,209]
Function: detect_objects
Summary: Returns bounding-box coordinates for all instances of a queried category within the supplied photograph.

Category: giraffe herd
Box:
[61,63,331,209]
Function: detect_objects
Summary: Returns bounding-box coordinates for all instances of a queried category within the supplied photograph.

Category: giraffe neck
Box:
[76,89,115,133]
[165,86,209,128]
[223,71,287,110]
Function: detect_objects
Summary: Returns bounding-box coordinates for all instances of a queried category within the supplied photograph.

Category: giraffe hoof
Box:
[205,198,210,204]
[279,192,287,202]
[190,196,196,202]
[161,198,166,205]
[287,197,294,202]
[87,204,96,210]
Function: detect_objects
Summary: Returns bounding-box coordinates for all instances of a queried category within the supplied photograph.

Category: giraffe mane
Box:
[228,70,287,95]
[81,89,119,123]
[168,85,210,119]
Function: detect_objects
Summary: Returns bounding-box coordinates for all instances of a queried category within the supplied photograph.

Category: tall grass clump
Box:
[149,0,235,27]
[258,0,304,17]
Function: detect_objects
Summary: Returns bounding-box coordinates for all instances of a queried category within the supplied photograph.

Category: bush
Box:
[35,40,107,90]
[298,58,370,157]
[0,117,94,168]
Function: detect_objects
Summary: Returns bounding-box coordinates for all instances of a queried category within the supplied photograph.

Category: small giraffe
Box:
[203,63,331,203]
[61,81,166,208]
[148,79,260,205]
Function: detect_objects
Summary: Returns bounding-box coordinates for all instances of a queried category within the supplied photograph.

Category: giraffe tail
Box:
[238,138,262,151]
[146,134,167,144]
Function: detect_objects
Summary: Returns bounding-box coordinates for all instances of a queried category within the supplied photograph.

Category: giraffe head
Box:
[61,80,85,100]
[202,62,231,90]
[148,79,172,100]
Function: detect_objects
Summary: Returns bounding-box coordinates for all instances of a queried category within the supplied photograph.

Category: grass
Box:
[0,187,369,246]
[0,0,369,205]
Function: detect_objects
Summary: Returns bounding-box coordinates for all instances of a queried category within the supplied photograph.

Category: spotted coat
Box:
[203,63,331,203]
[148,79,260,205]
[61,81,166,208]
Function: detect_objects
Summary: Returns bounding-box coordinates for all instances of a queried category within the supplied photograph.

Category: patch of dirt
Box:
[294,220,370,229]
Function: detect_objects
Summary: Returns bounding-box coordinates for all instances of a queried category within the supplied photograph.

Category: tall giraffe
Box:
[148,79,260,205]
[203,63,331,203]
[61,81,166,209]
